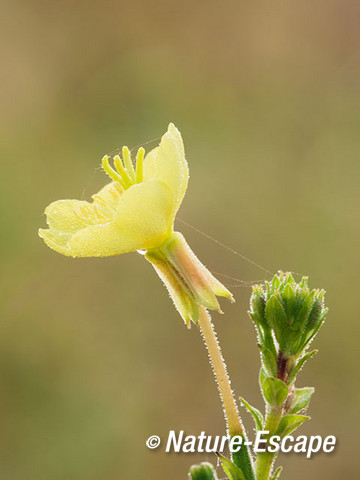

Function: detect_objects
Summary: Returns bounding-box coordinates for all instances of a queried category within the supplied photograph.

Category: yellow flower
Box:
[39,123,232,325]
[39,123,188,257]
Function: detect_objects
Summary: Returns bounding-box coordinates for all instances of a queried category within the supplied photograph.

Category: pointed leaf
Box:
[270,466,283,480]
[289,387,314,414]
[265,295,287,331]
[258,344,278,377]
[288,350,317,385]
[265,295,288,349]
[240,397,264,431]
[276,414,309,437]
[259,367,268,388]
[282,283,296,318]
[262,377,288,407]
[218,454,245,480]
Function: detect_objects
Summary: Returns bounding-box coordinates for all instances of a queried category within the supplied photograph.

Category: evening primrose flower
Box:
[39,124,233,325]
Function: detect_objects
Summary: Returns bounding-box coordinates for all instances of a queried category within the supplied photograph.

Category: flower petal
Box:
[143,123,188,219]
[44,182,123,234]
[44,199,96,233]
[39,179,174,257]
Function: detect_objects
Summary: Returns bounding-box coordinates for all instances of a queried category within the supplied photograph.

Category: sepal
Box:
[146,232,233,325]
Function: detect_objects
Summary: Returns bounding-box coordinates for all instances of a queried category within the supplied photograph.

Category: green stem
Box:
[255,407,282,480]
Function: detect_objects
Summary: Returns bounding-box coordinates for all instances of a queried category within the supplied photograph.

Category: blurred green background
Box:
[1,1,359,479]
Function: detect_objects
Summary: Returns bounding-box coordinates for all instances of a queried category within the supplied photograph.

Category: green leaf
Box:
[259,367,268,388]
[272,274,281,290]
[189,462,218,480]
[265,295,288,333]
[269,466,283,480]
[262,327,277,358]
[240,397,264,431]
[287,350,317,384]
[290,387,315,414]
[262,377,288,407]
[282,283,296,318]
[258,344,278,377]
[300,307,328,352]
[297,291,316,324]
[218,454,245,480]
[231,439,256,480]
[276,414,309,437]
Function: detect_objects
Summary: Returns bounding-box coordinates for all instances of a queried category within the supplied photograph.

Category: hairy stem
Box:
[198,307,255,480]
[255,406,282,480]
[198,306,243,436]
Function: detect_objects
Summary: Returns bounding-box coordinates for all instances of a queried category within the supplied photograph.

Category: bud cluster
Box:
[250,272,327,362]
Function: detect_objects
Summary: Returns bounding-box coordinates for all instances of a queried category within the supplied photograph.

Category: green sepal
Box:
[287,350,317,385]
[275,414,309,437]
[146,251,199,325]
[262,377,288,407]
[269,466,283,480]
[239,397,264,431]
[189,462,219,480]
[218,454,245,480]
[289,387,314,414]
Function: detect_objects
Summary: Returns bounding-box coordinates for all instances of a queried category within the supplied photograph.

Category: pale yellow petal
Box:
[143,146,158,180]
[143,123,188,219]
[91,181,123,211]
[41,179,174,257]
[45,199,95,233]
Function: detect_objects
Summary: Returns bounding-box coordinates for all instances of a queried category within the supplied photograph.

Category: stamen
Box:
[108,185,121,201]
[92,195,107,207]
[122,146,136,182]
[114,155,133,188]
[113,182,123,194]
[135,147,145,183]
[102,156,126,189]
[74,209,84,221]
[80,204,92,216]
[93,196,115,215]
[93,204,107,220]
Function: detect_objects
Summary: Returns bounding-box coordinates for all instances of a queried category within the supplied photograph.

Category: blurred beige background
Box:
[1,1,359,479]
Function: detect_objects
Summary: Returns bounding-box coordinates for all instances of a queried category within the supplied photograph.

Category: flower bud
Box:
[249,285,267,328]
[250,272,328,357]
[189,462,218,480]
